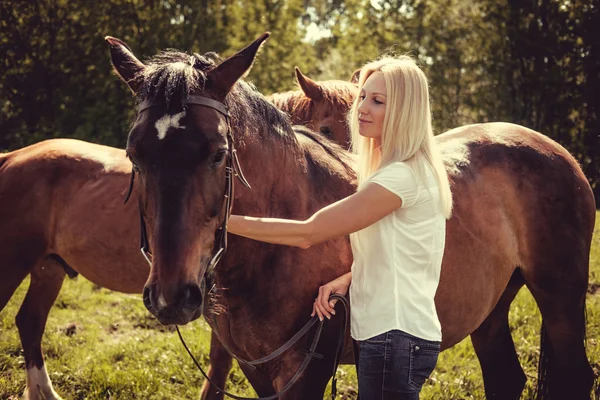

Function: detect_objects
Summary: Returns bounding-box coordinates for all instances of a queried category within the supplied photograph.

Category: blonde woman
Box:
[228,55,452,399]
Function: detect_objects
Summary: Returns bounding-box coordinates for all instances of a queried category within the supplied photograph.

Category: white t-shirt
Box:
[349,161,446,342]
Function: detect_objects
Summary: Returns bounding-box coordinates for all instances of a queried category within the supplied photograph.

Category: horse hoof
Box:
[23,386,64,400]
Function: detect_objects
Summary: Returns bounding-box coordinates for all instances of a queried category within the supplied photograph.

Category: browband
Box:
[137,95,230,118]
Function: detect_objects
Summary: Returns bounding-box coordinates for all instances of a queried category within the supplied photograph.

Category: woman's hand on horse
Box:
[312,272,351,321]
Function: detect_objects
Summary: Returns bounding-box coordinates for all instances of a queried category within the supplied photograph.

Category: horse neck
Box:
[228,89,343,211]
[217,128,355,296]
[233,123,355,212]
[233,138,294,211]
[232,131,325,217]
[216,90,355,273]
[266,91,310,126]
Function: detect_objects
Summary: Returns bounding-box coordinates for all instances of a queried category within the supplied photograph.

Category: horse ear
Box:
[350,68,361,84]
[295,67,322,101]
[208,32,270,97]
[105,36,145,94]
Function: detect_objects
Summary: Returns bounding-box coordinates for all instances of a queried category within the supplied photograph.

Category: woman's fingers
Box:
[328,297,338,313]
[312,283,346,321]
[314,285,336,320]
[315,287,328,320]
[320,286,337,315]
[314,302,324,321]
[314,287,327,320]
[312,275,350,321]
[315,303,331,321]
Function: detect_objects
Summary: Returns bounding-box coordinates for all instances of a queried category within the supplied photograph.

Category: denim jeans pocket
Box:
[363,331,390,345]
[359,332,390,362]
[408,340,440,390]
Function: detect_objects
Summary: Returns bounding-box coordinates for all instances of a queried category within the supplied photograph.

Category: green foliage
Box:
[0,0,315,150]
[310,0,600,201]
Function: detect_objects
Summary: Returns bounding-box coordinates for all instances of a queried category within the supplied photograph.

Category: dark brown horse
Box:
[105,32,595,399]
[0,74,351,400]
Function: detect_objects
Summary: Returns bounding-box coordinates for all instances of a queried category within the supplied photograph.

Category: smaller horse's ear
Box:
[105,36,145,94]
[350,68,361,84]
[208,32,270,97]
[295,67,322,101]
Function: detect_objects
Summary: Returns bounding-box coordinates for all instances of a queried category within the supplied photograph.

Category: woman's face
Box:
[357,72,387,142]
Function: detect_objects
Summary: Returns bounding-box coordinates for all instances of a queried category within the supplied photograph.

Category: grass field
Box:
[1,216,599,399]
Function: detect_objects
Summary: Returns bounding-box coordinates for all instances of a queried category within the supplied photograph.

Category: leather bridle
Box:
[125,95,251,286]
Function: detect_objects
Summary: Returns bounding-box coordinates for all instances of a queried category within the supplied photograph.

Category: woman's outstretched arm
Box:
[227,182,402,248]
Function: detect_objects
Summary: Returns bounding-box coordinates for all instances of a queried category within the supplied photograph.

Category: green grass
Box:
[2,217,600,399]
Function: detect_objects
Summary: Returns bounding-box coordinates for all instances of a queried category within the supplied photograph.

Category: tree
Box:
[0,0,318,151]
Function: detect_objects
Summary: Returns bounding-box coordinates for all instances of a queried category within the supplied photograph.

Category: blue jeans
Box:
[357,329,440,399]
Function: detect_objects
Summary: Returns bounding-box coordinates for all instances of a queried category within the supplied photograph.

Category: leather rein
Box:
[124,95,349,400]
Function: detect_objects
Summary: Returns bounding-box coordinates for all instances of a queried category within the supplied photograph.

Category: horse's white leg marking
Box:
[24,365,62,400]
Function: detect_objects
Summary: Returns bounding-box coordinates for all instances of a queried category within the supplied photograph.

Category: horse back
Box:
[442,124,592,289]
[439,122,594,232]
[0,139,133,252]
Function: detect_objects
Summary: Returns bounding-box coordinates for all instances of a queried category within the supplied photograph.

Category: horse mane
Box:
[268,91,313,125]
[228,81,297,145]
[136,49,297,147]
[135,49,355,178]
[268,80,356,126]
[319,80,357,115]
[293,126,355,176]
[137,50,215,109]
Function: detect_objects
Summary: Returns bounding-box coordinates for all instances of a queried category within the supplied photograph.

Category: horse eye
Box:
[213,150,227,166]
[320,126,332,136]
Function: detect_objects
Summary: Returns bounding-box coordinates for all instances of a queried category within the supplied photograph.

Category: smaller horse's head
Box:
[106,33,269,325]
[281,69,357,149]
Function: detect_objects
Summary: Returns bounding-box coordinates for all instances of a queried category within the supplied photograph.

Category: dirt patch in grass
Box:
[60,323,80,337]
[133,315,176,333]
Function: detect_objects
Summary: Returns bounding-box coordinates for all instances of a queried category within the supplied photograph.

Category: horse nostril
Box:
[143,285,153,311]
[182,284,203,309]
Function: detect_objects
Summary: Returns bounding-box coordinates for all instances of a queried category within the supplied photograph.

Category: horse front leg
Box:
[15,258,66,400]
[272,350,334,400]
[200,331,234,400]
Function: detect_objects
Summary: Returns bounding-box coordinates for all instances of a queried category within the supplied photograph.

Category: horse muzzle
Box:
[143,282,203,325]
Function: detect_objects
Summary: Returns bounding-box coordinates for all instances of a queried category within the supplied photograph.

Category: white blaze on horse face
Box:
[155,111,186,140]
[25,365,61,400]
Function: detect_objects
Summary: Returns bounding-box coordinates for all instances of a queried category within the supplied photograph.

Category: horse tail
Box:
[535,321,551,398]
[536,306,591,399]
[0,153,9,181]
[0,153,7,170]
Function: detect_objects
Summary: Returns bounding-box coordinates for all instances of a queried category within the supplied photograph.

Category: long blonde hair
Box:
[349,55,453,218]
